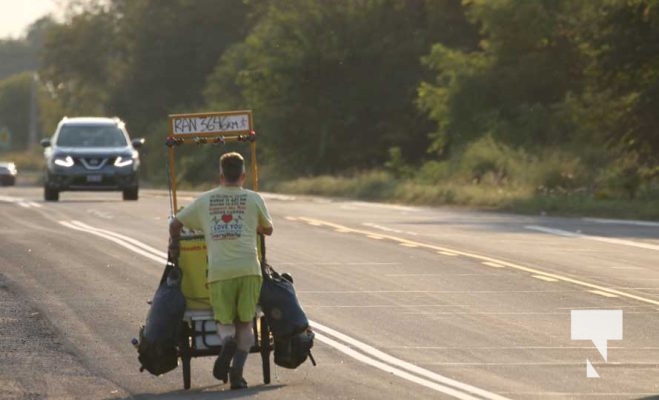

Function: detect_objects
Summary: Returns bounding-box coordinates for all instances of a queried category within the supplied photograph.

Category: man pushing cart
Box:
[135,110,313,390]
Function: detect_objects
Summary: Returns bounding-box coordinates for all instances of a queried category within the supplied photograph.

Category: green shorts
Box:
[209,275,262,324]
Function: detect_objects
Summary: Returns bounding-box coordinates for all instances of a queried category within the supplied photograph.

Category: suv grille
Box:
[79,157,109,170]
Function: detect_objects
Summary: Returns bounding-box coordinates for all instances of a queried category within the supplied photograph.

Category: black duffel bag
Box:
[259,262,309,338]
[258,235,316,369]
[135,261,186,376]
[273,329,315,369]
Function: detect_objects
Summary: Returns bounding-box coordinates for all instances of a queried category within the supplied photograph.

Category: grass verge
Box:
[271,170,659,221]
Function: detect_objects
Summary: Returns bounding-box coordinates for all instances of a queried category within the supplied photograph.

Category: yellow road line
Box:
[295,216,659,307]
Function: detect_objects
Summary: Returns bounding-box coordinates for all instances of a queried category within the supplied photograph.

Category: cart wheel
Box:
[259,316,271,384]
[179,321,192,390]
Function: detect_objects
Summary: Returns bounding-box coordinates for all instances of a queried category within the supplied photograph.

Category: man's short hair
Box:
[220,152,245,183]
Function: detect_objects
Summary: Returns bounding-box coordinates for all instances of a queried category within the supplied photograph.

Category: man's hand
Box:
[168,217,183,261]
[257,225,273,236]
[168,237,180,261]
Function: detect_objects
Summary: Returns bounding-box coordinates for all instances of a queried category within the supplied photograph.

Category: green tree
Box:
[586,0,659,164]
[108,0,250,131]
[419,0,589,156]
[40,4,118,116]
[0,73,34,150]
[206,0,477,176]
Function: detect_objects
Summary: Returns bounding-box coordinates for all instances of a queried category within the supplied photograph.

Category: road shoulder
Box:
[0,273,130,400]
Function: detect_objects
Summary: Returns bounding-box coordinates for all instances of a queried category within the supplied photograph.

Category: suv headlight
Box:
[53,156,74,167]
[114,156,134,167]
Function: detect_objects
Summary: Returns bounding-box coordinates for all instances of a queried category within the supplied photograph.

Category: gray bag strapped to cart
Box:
[258,235,316,369]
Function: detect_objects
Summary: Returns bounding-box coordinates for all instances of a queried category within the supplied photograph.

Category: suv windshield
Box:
[56,125,127,147]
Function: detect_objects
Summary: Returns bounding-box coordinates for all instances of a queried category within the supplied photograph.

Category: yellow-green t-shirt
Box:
[175,186,273,283]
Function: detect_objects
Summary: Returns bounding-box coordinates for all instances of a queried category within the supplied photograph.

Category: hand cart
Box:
[165,110,272,389]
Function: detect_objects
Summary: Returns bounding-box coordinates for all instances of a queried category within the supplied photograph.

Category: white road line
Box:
[483,261,505,268]
[86,209,113,219]
[532,275,558,282]
[525,225,659,252]
[0,195,20,203]
[17,201,42,208]
[312,321,511,400]
[589,290,619,298]
[0,196,42,208]
[59,221,166,264]
[278,262,398,266]
[68,220,167,257]
[582,218,659,227]
[313,333,485,400]
[307,305,462,309]
[298,290,573,294]
[58,220,508,399]
[524,225,579,238]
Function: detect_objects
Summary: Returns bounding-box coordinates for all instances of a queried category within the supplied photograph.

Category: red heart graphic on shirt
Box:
[221,214,233,223]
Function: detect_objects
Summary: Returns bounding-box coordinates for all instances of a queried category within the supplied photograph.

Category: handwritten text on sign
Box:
[171,113,250,135]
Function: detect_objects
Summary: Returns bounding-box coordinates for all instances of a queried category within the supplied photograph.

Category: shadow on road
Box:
[114,383,285,400]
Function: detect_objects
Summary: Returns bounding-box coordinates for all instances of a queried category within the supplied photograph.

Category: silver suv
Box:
[40,117,144,201]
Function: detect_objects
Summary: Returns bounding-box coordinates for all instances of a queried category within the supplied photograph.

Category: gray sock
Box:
[231,350,249,378]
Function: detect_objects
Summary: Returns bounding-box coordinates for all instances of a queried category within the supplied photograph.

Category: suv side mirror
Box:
[131,138,145,149]
[40,138,51,148]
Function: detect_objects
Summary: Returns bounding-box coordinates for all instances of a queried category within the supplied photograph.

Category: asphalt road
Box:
[1,186,659,400]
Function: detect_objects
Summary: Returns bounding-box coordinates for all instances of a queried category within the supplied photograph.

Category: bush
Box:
[455,135,525,185]
[529,151,589,195]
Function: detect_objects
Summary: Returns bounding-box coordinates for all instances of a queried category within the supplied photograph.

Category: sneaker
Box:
[230,375,248,390]
[212,339,237,383]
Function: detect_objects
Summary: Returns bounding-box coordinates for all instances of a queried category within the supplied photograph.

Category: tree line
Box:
[0,0,657,198]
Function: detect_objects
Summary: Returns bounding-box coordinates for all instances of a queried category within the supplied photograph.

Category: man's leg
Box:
[209,279,239,383]
[213,324,237,382]
[229,275,262,389]
[230,321,254,389]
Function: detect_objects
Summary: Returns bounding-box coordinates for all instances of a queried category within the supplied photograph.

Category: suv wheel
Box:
[123,187,138,201]
[44,187,59,201]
